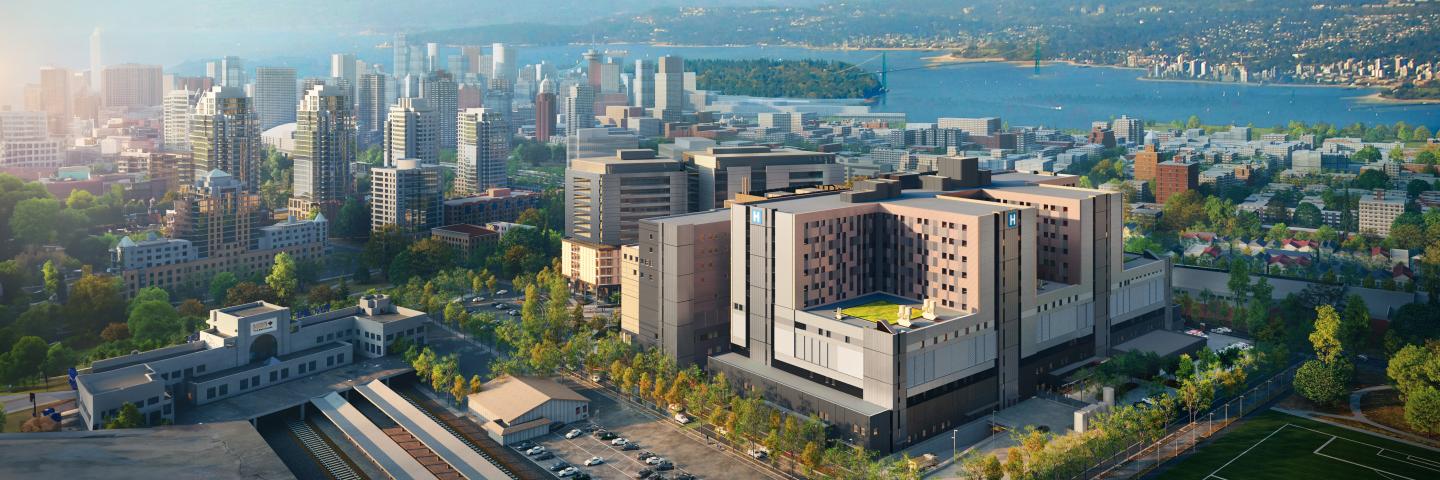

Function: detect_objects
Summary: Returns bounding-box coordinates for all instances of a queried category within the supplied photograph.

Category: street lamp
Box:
[952,429,958,462]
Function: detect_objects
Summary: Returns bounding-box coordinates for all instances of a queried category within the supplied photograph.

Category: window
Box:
[337,353,345,363]
[281,368,289,379]
[206,387,216,399]
[252,375,260,387]
[147,396,159,406]
[196,365,206,373]
[240,378,249,389]
[270,371,278,382]
[218,385,228,396]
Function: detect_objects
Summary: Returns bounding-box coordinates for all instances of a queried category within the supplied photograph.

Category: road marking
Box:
[1206,423,1288,479]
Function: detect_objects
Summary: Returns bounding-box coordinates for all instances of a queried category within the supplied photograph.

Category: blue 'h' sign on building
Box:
[1006,211,1019,228]
[750,208,765,225]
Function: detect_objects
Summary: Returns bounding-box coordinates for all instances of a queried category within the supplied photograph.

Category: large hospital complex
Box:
[624,156,1174,452]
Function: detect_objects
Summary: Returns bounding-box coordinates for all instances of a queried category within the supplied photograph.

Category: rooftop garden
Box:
[841,300,923,325]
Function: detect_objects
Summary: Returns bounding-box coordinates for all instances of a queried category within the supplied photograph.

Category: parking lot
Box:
[513,379,775,480]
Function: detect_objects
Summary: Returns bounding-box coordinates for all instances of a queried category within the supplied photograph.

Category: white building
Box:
[0,110,61,168]
[76,295,427,430]
[253,67,297,131]
[467,375,589,445]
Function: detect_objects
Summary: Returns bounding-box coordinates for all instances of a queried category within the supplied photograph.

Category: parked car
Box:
[550,461,571,472]
[636,469,655,479]
[610,437,629,446]
[621,442,639,451]
[637,451,656,461]
[1211,327,1232,334]
[525,446,546,456]
[514,441,535,450]
[566,429,584,439]
[645,456,666,466]
[509,309,520,316]
[495,303,508,309]
[558,467,578,477]
[496,289,509,295]
[655,461,674,471]
[573,474,592,480]
[597,430,617,440]
[589,374,603,382]
[584,456,605,466]
[582,423,599,433]
[747,449,767,459]
[675,474,696,480]
[673,413,691,424]
[535,452,555,460]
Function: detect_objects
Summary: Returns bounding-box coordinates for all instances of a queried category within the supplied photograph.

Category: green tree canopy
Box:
[128,300,183,343]
[266,252,300,303]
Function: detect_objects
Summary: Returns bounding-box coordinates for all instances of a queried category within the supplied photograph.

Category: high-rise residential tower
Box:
[383,98,439,166]
[456,108,509,195]
[191,86,261,191]
[38,67,73,136]
[330,53,358,100]
[492,43,514,82]
[632,60,654,108]
[419,70,458,149]
[393,33,410,79]
[89,28,102,91]
[534,78,557,142]
[101,64,163,108]
[218,56,246,88]
[654,56,685,121]
[565,83,595,139]
[253,67,296,131]
[290,84,355,218]
[356,73,387,145]
[162,89,200,152]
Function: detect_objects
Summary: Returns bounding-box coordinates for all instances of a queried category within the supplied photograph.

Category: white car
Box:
[557,467,578,477]
[748,449,768,459]
[584,456,605,466]
[496,289,509,296]
[526,446,546,455]
[610,437,628,446]
[509,309,520,316]
[673,413,691,424]
[565,429,584,439]
[1211,327,1232,334]
[645,456,667,465]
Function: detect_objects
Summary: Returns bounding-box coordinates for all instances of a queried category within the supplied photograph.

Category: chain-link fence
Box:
[1081,363,1299,479]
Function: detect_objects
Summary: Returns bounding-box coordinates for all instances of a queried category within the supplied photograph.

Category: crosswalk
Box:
[287,417,365,480]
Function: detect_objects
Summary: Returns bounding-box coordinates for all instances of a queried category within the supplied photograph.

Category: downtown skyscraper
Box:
[191,86,260,191]
[632,59,655,109]
[290,84,355,217]
[565,83,595,137]
[253,67,297,131]
[456,108,508,195]
[162,88,199,152]
[100,64,163,108]
[419,70,458,150]
[356,73,387,146]
[654,56,685,121]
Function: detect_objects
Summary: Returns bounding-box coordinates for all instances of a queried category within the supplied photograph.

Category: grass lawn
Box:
[1158,409,1440,480]
[841,300,922,325]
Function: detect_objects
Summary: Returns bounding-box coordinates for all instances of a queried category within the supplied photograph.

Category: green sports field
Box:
[1158,410,1440,480]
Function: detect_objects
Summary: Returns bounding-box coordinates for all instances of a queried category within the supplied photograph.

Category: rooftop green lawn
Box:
[841,300,923,325]
[1157,409,1440,480]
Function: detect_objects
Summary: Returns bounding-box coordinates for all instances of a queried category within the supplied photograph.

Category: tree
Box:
[1386,344,1439,400]
[43,343,76,385]
[128,286,170,314]
[1267,223,1290,243]
[105,402,144,429]
[306,284,336,306]
[9,336,47,384]
[1416,125,1433,141]
[800,441,823,470]
[444,302,467,327]
[128,300,183,343]
[1227,259,1251,309]
[225,282,278,306]
[451,374,468,404]
[266,252,300,303]
[209,272,239,303]
[64,273,125,336]
[1408,179,1433,199]
[1353,145,1383,164]
[1354,169,1389,190]
[1293,203,1323,228]
[178,299,208,318]
[1186,115,1202,129]
[470,374,484,394]
[1404,385,1440,434]
[1294,359,1352,406]
[100,323,131,342]
[1311,305,1345,364]
[9,198,61,245]
[42,260,65,302]
[1339,295,1370,352]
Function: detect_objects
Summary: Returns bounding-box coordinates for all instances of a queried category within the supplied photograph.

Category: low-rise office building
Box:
[467,375,590,445]
[441,187,541,226]
[76,295,427,430]
[682,146,844,211]
[431,223,499,256]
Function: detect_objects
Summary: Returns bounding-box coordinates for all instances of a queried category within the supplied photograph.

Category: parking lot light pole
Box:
[952,429,957,462]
